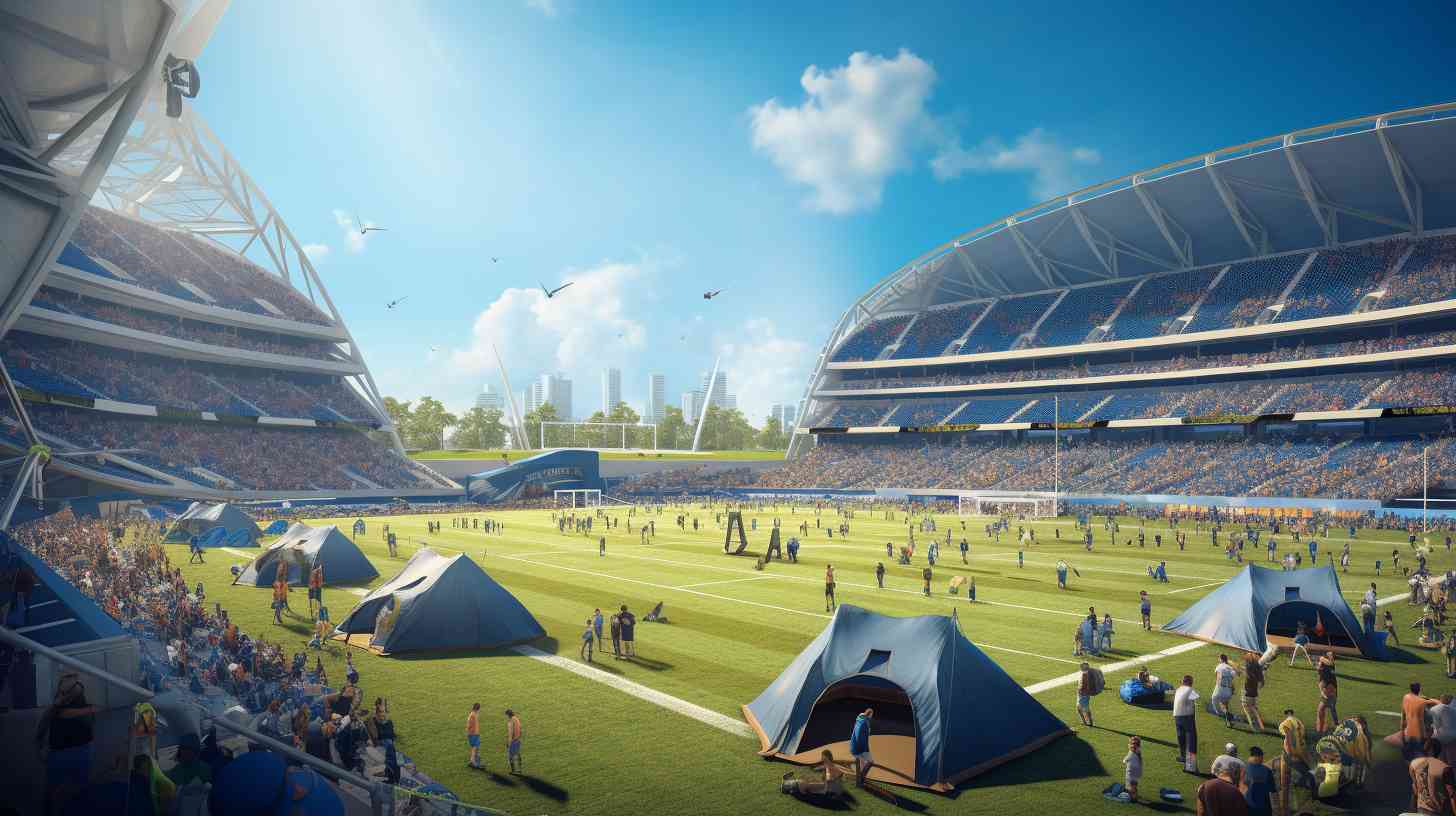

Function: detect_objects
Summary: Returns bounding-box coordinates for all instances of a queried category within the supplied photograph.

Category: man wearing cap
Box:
[1212,742,1246,782]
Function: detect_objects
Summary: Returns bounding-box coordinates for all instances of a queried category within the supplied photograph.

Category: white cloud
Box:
[449,259,650,416]
[749,50,1102,210]
[748,49,941,214]
[302,243,330,262]
[930,127,1102,200]
[332,209,375,254]
[526,0,559,17]
[714,318,810,423]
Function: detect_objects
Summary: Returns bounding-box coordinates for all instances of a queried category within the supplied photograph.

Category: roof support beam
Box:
[1229,176,1413,234]
[1283,142,1333,246]
[1007,221,1057,288]
[1133,182,1191,268]
[1376,122,1422,235]
[954,246,1009,297]
[1069,207,1112,277]
[1205,163,1267,256]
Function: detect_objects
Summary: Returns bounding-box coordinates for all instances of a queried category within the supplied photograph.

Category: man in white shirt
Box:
[1173,674,1201,773]
[1211,654,1239,727]
[1432,693,1456,757]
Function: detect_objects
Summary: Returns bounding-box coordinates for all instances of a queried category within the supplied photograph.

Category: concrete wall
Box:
[419,457,783,482]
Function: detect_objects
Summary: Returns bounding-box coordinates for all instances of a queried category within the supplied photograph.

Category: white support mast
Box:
[692,357,721,453]
[493,344,529,450]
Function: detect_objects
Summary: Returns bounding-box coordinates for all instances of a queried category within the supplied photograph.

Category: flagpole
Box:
[1423,446,1429,534]
[1054,395,1060,500]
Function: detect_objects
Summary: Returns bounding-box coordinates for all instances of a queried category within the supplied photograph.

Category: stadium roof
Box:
[857,102,1456,313]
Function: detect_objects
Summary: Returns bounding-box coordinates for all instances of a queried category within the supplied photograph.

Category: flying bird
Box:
[491,257,500,263]
[703,289,722,300]
[540,281,574,299]
[354,213,387,235]
[386,297,408,309]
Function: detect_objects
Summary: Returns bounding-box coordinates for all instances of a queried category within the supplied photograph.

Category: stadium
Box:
[1,3,1455,816]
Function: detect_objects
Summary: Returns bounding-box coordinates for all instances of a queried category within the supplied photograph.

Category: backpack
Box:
[1086,667,1106,696]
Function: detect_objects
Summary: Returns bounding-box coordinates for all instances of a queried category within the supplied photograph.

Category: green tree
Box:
[382,396,412,440]
[450,407,507,450]
[697,405,756,451]
[406,396,457,450]
[757,415,787,450]
[656,405,690,450]
[522,402,560,450]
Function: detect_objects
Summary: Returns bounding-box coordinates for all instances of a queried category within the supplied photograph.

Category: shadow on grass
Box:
[1333,672,1396,686]
[626,655,673,671]
[519,773,569,802]
[1098,728,1177,750]
[953,733,1106,791]
[390,636,561,662]
[482,769,517,787]
[1377,647,1427,665]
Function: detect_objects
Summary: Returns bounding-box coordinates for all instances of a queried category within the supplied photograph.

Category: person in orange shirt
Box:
[466,703,482,769]
[271,578,287,624]
[505,709,523,774]
[308,564,324,620]
[824,564,837,612]
[1404,682,1441,761]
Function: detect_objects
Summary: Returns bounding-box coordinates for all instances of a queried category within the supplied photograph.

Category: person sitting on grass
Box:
[781,750,845,798]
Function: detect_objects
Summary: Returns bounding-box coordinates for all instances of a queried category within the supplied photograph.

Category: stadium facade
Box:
[0,1,458,504]
[787,102,1456,508]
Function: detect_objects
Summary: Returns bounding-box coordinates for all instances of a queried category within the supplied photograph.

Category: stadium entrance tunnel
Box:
[1266,600,1363,655]
[789,674,920,787]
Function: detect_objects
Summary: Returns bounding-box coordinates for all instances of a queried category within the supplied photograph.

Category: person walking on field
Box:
[579,617,594,662]
[609,612,622,660]
[619,605,636,658]
[825,564,837,612]
[1212,654,1240,728]
[505,709,523,774]
[1140,591,1152,630]
[593,608,604,652]
[1076,662,1095,727]
[466,703,482,769]
[1241,652,1266,731]
[1173,675,1201,773]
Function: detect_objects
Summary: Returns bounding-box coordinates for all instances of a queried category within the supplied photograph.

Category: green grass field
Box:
[409,449,786,461]
[174,508,1454,815]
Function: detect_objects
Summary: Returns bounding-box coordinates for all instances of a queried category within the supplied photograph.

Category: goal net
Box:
[540,421,658,451]
[554,489,602,509]
[956,491,1058,519]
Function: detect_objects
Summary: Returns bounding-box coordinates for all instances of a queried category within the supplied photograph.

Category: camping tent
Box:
[232,523,377,587]
[262,520,288,535]
[332,548,544,654]
[165,502,261,547]
[742,605,1070,791]
[1162,565,1383,658]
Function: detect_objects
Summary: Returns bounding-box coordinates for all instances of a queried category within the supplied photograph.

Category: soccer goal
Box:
[956,491,1058,519]
[540,421,658,451]
[554,489,602,509]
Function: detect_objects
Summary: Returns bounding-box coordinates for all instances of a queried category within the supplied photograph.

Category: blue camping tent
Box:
[232,523,378,587]
[1162,564,1382,658]
[742,605,1070,791]
[263,519,288,535]
[332,548,544,654]
[2,533,123,648]
[165,502,261,547]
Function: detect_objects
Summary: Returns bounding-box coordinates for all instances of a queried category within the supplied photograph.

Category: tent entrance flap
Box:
[792,675,918,785]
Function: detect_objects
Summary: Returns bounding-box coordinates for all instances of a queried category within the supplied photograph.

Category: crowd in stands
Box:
[757,431,1456,499]
[30,287,339,360]
[1380,235,1456,308]
[828,329,1456,392]
[817,365,1456,429]
[67,207,332,326]
[3,332,375,421]
[828,233,1456,364]
[617,466,760,496]
[20,404,432,491]
[829,315,913,362]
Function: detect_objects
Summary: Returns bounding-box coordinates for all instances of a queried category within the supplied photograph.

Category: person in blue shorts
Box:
[1139,591,1152,630]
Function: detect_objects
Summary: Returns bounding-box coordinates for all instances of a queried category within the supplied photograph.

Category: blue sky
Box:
[191,1,1455,422]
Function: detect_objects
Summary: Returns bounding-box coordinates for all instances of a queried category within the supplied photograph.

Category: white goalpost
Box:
[956,491,1059,518]
[540,421,658,451]
[554,489,602,508]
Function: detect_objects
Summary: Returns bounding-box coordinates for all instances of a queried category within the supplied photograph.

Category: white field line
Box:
[677,576,775,589]
[220,547,252,559]
[500,554,1084,666]
[513,644,752,738]
[1167,580,1225,595]
[521,543,1147,626]
[1024,640,1209,695]
[344,588,369,596]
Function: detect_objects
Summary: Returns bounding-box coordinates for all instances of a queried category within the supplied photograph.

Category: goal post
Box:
[956,491,1058,519]
[554,489,602,509]
[540,421,658,451]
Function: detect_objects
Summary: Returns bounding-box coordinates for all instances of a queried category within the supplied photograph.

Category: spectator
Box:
[505,709,523,775]
[849,708,874,788]
[1195,758,1249,815]
[1240,746,1276,816]
[1409,738,1455,816]
[619,604,636,658]
[466,703,482,769]
[1173,674,1201,773]
[1405,683,1440,760]
[35,673,99,815]
[1122,735,1142,803]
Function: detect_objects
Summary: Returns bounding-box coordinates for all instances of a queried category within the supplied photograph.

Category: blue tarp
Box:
[2,532,123,647]
[233,523,378,587]
[1162,565,1382,659]
[333,548,544,654]
[464,449,602,503]
[263,519,288,535]
[742,605,1070,790]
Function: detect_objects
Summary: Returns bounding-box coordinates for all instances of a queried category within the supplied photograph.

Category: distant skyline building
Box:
[601,368,622,415]
[700,370,730,409]
[540,372,573,420]
[770,402,797,428]
[681,390,704,421]
[647,373,666,424]
[475,384,504,412]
